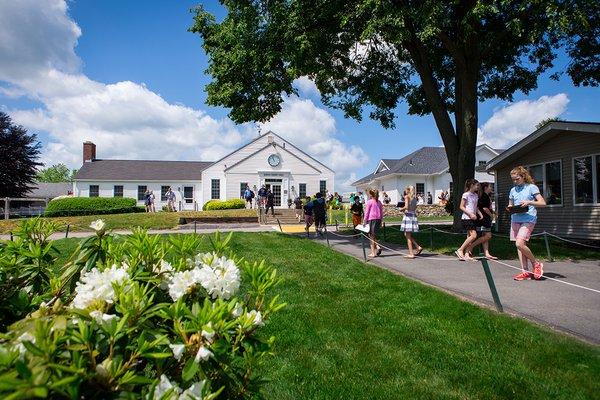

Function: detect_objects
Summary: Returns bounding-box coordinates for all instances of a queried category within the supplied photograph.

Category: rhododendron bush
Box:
[0,219,285,399]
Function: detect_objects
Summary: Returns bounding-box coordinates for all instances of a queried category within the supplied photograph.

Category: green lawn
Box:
[49,232,599,400]
[0,209,257,234]
[329,209,453,224]
[376,225,600,261]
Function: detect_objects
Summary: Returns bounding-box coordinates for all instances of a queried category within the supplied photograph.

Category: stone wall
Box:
[383,204,450,218]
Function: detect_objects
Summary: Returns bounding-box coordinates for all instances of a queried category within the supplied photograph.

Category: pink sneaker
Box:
[533,262,544,280]
[513,271,532,281]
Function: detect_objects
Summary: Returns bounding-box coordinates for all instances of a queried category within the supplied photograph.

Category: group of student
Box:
[295,193,328,236]
[348,165,547,281]
[456,165,547,281]
[143,187,177,212]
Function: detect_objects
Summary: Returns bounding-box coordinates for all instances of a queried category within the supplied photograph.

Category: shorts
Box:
[462,219,477,231]
[304,214,314,226]
[368,219,381,235]
[510,222,535,241]
[315,213,326,227]
[352,214,362,227]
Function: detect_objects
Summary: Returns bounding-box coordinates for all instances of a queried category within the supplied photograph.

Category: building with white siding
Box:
[73,131,334,210]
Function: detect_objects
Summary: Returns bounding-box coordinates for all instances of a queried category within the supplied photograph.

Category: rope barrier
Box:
[488,259,600,295]
[543,232,600,249]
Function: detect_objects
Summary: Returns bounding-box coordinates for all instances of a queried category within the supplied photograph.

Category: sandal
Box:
[403,255,415,259]
[454,250,465,261]
[486,255,498,260]
[415,247,423,256]
[376,248,382,256]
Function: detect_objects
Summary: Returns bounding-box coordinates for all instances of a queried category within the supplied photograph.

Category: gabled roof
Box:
[486,121,600,171]
[75,160,213,181]
[25,182,72,198]
[225,142,322,173]
[353,144,503,186]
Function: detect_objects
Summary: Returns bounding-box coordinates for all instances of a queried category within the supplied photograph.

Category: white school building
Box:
[73,131,335,210]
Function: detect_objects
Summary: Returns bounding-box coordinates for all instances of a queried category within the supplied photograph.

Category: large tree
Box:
[0,111,42,197]
[37,163,78,183]
[191,0,599,226]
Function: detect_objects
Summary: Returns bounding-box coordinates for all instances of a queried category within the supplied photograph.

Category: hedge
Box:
[203,199,246,211]
[45,197,144,217]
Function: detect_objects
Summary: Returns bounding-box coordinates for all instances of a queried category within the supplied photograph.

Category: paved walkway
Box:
[315,231,600,344]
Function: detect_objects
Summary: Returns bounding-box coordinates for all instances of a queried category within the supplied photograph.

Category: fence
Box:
[2,197,50,220]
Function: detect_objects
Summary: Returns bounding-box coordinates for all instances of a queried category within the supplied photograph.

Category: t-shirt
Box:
[461,191,479,220]
[350,202,363,215]
[509,184,540,223]
[294,198,303,209]
[303,201,314,215]
[478,192,492,224]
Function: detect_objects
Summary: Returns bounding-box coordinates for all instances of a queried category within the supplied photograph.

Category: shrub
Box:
[203,199,245,211]
[0,223,284,399]
[45,197,142,217]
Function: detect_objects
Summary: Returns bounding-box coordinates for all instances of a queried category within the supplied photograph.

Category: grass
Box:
[0,209,257,234]
[376,225,600,261]
[329,209,453,223]
[50,233,599,399]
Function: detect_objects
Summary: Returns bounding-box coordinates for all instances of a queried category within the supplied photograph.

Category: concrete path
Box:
[315,231,600,345]
[0,223,275,241]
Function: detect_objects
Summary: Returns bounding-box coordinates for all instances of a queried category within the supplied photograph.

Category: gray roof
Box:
[353,144,503,186]
[26,182,72,199]
[75,160,213,181]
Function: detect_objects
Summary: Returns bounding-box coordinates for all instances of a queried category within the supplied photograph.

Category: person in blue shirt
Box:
[508,166,546,281]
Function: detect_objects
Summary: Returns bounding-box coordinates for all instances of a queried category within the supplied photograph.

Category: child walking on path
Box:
[508,166,546,280]
[456,179,482,261]
[399,185,423,259]
[350,196,363,228]
[363,189,383,257]
[465,182,497,260]
[303,197,314,237]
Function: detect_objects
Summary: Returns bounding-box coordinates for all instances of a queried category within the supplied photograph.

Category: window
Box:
[573,156,598,204]
[113,185,123,197]
[161,186,170,201]
[240,182,248,198]
[89,185,99,197]
[319,180,327,194]
[416,183,425,196]
[138,185,147,201]
[184,186,194,204]
[527,161,562,205]
[211,179,220,200]
[299,183,306,198]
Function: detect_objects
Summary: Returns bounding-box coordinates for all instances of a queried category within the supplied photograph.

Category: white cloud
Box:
[259,97,368,192]
[0,0,367,193]
[478,94,569,149]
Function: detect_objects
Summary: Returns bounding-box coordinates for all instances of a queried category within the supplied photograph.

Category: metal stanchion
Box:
[429,226,433,249]
[65,224,70,238]
[383,221,386,241]
[276,218,283,232]
[9,231,13,241]
[325,225,330,247]
[194,221,197,234]
[360,234,367,262]
[543,231,553,262]
[479,254,503,313]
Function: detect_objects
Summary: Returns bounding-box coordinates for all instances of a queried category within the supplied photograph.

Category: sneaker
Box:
[533,262,544,280]
[513,271,532,281]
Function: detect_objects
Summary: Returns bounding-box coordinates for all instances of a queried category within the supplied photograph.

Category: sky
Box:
[1,0,599,192]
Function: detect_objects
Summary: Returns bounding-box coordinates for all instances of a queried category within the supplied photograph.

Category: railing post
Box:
[10,231,13,241]
[479,254,503,313]
[325,225,330,247]
[194,221,197,234]
[383,221,386,241]
[65,224,70,238]
[361,234,367,262]
[543,231,553,262]
[276,218,283,232]
[4,197,9,220]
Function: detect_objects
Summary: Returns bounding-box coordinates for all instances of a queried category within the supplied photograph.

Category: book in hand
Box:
[355,223,370,233]
[506,204,529,214]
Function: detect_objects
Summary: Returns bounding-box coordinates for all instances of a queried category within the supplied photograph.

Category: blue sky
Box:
[1,0,598,191]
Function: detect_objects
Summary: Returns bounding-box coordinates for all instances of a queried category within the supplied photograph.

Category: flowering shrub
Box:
[0,220,285,399]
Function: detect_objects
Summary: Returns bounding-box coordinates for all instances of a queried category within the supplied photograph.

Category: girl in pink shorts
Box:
[507,166,546,280]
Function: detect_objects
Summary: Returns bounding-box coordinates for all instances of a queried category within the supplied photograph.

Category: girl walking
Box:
[465,182,497,259]
[363,188,383,257]
[456,179,482,261]
[399,185,423,258]
[508,166,546,280]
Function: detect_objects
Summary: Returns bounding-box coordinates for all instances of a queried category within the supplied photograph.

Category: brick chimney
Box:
[83,141,96,162]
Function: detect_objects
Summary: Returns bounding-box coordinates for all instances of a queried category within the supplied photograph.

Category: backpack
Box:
[250,190,255,199]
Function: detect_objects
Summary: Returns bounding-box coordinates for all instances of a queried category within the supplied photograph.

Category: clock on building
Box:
[268,154,281,167]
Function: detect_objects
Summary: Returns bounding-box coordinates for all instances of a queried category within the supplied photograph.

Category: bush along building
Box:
[73,132,334,211]
[486,121,600,240]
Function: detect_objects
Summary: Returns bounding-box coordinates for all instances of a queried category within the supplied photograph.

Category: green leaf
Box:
[142,352,172,359]
[22,341,44,357]
[14,361,31,380]
[182,358,199,382]
[50,375,80,389]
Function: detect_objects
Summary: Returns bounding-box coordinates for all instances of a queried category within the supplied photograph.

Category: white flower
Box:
[169,344,186,361]
[89,219,106,232]
[14,332,35,356]
[89,311,118,326]
[194,346,213,362]
[71,264,130,310]
[195,256,240,300]
[154,259,174,275]
[247,310,264,327]
[180,381,205,400]
[231,303,243,318]
[201,323,215,343]
[154,374,181,400]
[167,270,198,301]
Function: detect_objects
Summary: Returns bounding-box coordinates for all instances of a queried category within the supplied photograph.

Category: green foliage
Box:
[44,197,141,217]
[0,225,285,398]
[36,163,77,183]
[203,199,246,211]
[0,111,42,197]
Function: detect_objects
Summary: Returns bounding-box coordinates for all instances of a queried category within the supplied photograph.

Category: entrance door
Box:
[264,178,283,207]
[183,186,195,210]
